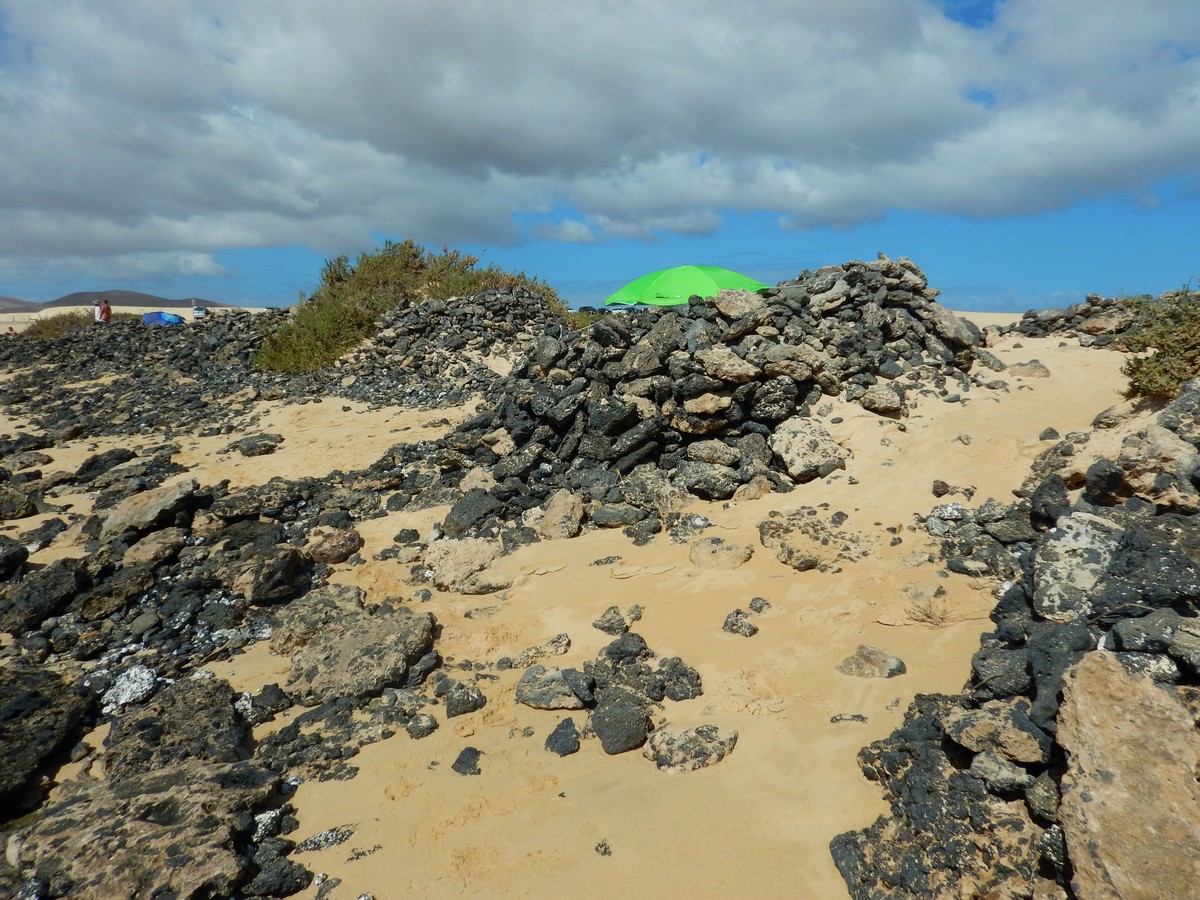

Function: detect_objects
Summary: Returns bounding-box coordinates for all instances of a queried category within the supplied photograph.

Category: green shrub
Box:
[253,240,563,373]
[24,311,92,339]
[1122,285,1200,400]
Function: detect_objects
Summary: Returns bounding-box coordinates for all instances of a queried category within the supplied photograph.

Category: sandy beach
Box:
[3,307,1138,898]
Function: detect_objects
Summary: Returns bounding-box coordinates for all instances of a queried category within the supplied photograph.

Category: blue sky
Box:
[1,0,1197,311]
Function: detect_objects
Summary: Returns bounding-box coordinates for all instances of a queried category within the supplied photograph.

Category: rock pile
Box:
[1004,293,1134,346]
[0,287,563,442]
[831,376,1200,898]
[435,256,985,539]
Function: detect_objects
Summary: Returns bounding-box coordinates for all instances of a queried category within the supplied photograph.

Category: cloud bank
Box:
[1,0,1197,285]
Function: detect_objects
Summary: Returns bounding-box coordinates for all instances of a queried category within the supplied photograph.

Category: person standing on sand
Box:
[99,299,112,324]
[92,299,102,325]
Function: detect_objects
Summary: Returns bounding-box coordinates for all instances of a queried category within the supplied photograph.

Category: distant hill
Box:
[42,290,224,310]
[0,296,38,313]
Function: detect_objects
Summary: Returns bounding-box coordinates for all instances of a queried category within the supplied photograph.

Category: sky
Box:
[0,0,1197,311]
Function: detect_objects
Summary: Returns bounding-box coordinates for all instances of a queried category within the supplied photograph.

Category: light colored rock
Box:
[1117,424,1200,511]
[837,645,906,678]
[1033,513,1124,622]
[421,537,507,593]
[920,304,981,348]
[269,583,366,655]
[732,474,774,503]
[307,527,364,564]
[860,384,904,414]
[122,527,188,568]
[761,344,814,380]
[101,665,158,711]
[683,392,733,414]
[694,345,761,383]
[711,289,766,320]
[510,633,571,668]
[643,724,738,773]
[287,606,435,706]
[1010,360,1051,378]
[1058,652,1200,899]
[968,749,1035,791]
[687,439,742,467]
[514,665,586,710]
[458,467,499,492]
[1079,308,1133,335]
[811,278,851,311]
[939,698,1051,764]
[101,478,198,539]
[769,417,848,483]
[689,536,753,570]
[535,489,584,540]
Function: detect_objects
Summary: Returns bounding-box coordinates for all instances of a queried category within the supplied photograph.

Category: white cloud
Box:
[536,219,596,244]
[0,0,1197,286]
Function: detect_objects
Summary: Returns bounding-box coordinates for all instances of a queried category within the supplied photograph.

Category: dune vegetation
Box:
[252,240,564,373]
[22,311,140,339]
[1122,284,1200,400]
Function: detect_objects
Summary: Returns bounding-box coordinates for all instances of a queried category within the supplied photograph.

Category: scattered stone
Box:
[535,489,584,539]
[286,607,436,706]
[545,718,581,757]
[748,596,770,614]
[769,417,848,483]
[722,609,758,638]
[837,645,906,678]
[451,747,483,776]
[688,536,753,570]
[308,528,364,565]
[515,665,588,710]
[100,665,159,712]
[592,606,628,636]
[642,725,738,773]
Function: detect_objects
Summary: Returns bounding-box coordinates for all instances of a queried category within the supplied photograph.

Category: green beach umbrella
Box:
[604,264,769,307]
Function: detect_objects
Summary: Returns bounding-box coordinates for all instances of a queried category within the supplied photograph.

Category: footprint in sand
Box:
[385,778,418,801]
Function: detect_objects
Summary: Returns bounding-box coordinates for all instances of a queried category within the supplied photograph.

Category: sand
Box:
[0,306,271,333]
[4,310,1137,898]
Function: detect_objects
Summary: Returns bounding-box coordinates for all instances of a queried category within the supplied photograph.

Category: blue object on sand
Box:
[142,311,185,326]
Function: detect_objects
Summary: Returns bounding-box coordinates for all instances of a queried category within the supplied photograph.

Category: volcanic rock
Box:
[769,417,847,483]
[837,645,906,678]
[1057,652,1200,899]
[287,605,436,706]
[0,662,91,814]
[688,536,753,570]
[643,724,738,773]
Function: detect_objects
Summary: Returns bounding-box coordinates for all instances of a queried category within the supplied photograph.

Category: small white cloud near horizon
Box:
[534,219,597,244]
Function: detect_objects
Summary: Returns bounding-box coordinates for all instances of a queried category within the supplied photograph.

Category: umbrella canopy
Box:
[604,265,769,306]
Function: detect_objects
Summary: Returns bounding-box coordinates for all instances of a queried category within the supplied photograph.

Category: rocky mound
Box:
[425,256,990,541]
[0,286,563,442]
[1004,292,1133,342]
[831,377,1200,898]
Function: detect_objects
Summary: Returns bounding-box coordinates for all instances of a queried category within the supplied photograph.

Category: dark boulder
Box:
[0,556,89,635]
[0,661,91,816]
